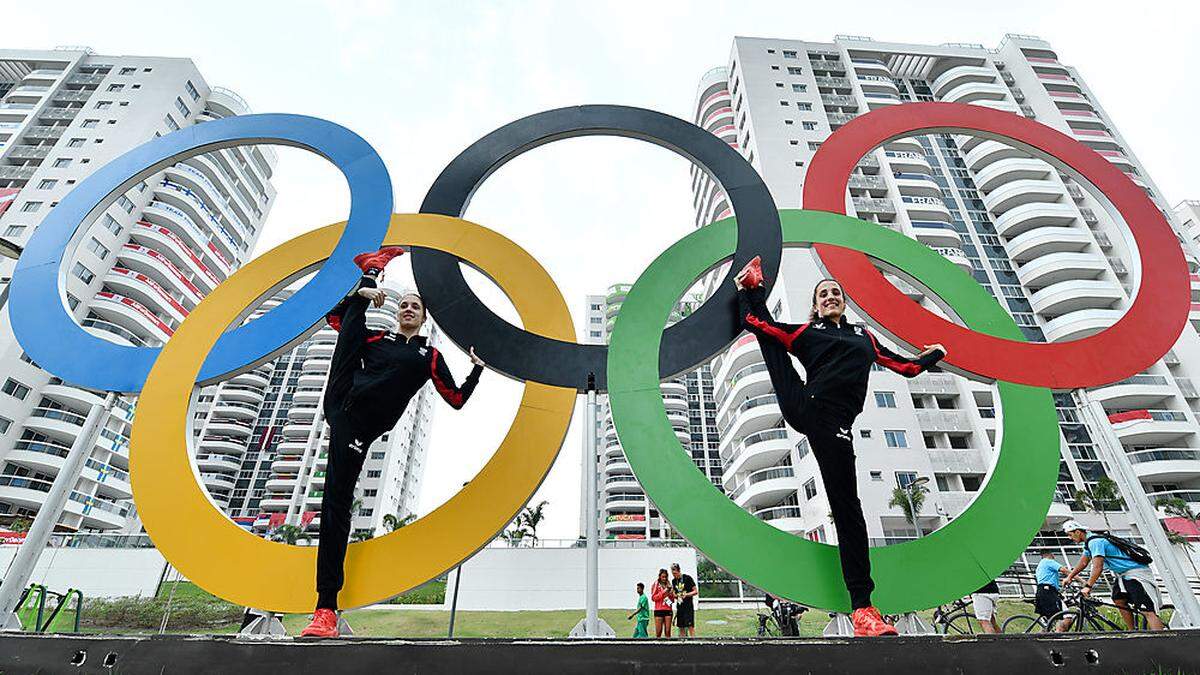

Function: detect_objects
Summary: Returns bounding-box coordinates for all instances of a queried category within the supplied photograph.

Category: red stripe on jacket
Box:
[429,348,464,408]
[867,332,923,376]
[745,314,808,351]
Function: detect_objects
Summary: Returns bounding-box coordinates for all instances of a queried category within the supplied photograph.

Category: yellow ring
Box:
[130,213,576,612]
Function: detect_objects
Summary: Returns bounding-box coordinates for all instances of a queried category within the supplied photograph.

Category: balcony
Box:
[1110,409,1195,445]
[964,140,1030,172]
[927,449,989,474]
[1028,279,1123,316]
[1016,251,1107,288]
[931,65,996,98]
[604,493,646,512]
[932,247,972,273]
[993,202,1079,238]
[848,173,886,192]
[982,179,1064,215]
[713,335,762,384]
[723,394,782,443]
[25,406,87,441]
[973,157,1052,193]
[722,428,792,482]
[820,94,858,110]
[196,453,242,473]
[883,151,932,174]
[1088,375,1176,409]
[940,81,1008,105]
[852,197,896,217]
[716,363,772,422]
[915,408,974,433]
[892,172,942,198]
[731,466,796,509]
[902,196,952,222]
[908,372,958,396]
[1146,490,1200,508]
[1005,226,1092,263]
[753,505,805,534]
[1124,449,1200,483]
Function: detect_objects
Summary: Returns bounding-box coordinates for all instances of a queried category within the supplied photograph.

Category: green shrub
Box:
[82,594,242,630]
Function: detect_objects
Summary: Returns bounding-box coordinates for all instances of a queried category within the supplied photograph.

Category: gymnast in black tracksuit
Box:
[313,269,483,614]
[734,263,944,632]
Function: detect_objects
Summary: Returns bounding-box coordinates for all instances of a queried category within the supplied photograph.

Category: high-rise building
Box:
[0,48,277,532]
[693,34,1200,563]
[582,287,721,540]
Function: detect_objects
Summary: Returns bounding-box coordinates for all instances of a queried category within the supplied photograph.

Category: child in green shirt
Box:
[628,582,650,637]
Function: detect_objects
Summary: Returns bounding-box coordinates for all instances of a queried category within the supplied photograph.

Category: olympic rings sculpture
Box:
[8,102,1188,613]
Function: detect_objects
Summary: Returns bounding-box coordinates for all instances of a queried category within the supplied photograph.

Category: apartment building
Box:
[693,34,1200,562]
[0,48,276,532]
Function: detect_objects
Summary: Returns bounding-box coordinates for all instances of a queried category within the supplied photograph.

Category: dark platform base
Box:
[2,631,1198,674]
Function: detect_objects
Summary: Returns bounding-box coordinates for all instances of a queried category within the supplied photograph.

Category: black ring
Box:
[416,105,781,391]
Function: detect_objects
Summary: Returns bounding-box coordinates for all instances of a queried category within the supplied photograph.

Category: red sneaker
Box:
[737,255,764,289]
[299,608,339,638]
[851,606,898,637]
[353,247,407,275]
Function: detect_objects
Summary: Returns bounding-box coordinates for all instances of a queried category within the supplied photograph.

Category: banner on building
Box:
[300,511,317,528]
[605,513,646,522]
[0,530,27,545]
[0,188,19,219]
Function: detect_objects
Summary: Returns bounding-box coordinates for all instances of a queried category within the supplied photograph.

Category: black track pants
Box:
[315,409,381,610]
[754,332,875,610]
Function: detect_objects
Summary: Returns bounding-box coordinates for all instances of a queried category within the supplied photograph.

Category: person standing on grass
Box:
[971,579,1001,633]
[671,562,699,638]
[651,568,676,638]
[628,582,650,638]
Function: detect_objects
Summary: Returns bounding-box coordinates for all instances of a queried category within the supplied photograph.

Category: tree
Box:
[888,483,928,537]
[1156,496,1200,579]
[518,500,548,546]
[503,528,527,547]
[350,529,374,543]
[271,524,310,545]
[1073,478,1125,530]
[382,513,417,533]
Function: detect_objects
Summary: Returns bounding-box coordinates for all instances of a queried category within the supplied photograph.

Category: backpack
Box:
[1086,532,1153,565]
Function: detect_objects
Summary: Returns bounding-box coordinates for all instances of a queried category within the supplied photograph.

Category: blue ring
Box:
[10,114,392,393]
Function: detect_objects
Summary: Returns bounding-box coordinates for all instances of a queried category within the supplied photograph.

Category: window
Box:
[95,101,112,109]
[37,179,58,190]
[803,478,818,500]
[366,470,382,478]
[3,224,25,237]
[53,158,71,168]
[860,429,871,438]
[71,261,94,284]
[875,391,897,408]
[369,451,385,459]
[86,237,109,259]
[66,293,80,310]
[117,195,135,213]
[82,119,99,128]
[107,84,124,92]
[870,471,883,482]
[21,202,42,213]
[0,416,10,434]
[67,138,85,148]
[175,97,189,118]
[783,50,798,59]
[808,141,822,151]
[120,67,137,75]
[797,102,812,111]
[884,430,908,448]
[164,114,179,131]
[102,214,121,235]
[2,378,30,400]
[895,471,918,488]
[936,475,952,491]
[802,121,817,131]
[185,80,200,101]
[792,84,807,93]
[779,100,789,106]
[787,67,803,75]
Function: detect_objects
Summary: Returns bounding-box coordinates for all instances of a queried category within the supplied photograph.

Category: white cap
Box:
[1062,519,1086,533]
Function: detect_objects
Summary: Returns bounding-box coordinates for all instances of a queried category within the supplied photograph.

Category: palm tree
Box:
[503,528,527,547]
[350,529,374,543]
[888,483,928,537]
[1073,478,1124,530]
[1156,496,1200,579]
[271,524,310,545]
[382,513,418,533]
[518,500,548,546]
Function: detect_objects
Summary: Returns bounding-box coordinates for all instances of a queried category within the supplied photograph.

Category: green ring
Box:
[607,209,1059,613]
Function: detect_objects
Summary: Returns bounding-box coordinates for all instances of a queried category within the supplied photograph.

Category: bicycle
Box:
[1003,589,1148,634]
[930,597,980,635]
[756,599,807,637]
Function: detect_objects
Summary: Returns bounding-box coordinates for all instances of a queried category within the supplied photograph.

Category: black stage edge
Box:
[2,631,1198,674]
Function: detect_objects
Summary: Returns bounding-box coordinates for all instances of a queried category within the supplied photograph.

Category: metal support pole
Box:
[0,392,117,630]
[1077,390,1200,627]
[571,374,613,637]
[447,564,462,638]
[584,374,599,635]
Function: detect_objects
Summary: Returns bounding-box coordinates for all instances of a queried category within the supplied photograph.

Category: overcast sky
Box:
[12,1,1199,540]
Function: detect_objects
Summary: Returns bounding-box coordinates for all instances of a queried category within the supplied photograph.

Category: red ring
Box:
[803,102,1188,389]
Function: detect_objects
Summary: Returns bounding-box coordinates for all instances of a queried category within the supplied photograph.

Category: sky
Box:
[11,1,1200,539]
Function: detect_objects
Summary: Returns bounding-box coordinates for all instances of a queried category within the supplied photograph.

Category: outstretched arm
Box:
[867,330,944,378]
[429,347,484,409]
[737,286,809,351]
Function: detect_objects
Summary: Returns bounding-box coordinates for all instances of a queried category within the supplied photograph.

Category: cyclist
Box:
[1061,520,1166,631]
[1034,551,1072,632]
[734,258,945,636]
[300,247,486,638]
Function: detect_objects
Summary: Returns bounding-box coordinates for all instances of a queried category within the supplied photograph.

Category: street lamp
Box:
[905,476,930,538]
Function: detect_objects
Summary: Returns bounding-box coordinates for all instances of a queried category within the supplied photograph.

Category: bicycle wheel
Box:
[1001,614,1044,634]
[944,613,977,635]
[1047,609,1084,633]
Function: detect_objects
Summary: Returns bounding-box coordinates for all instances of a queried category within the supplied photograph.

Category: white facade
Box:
[583,288,720,541]
[0,48,277,532]
[695,34,1200,555]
